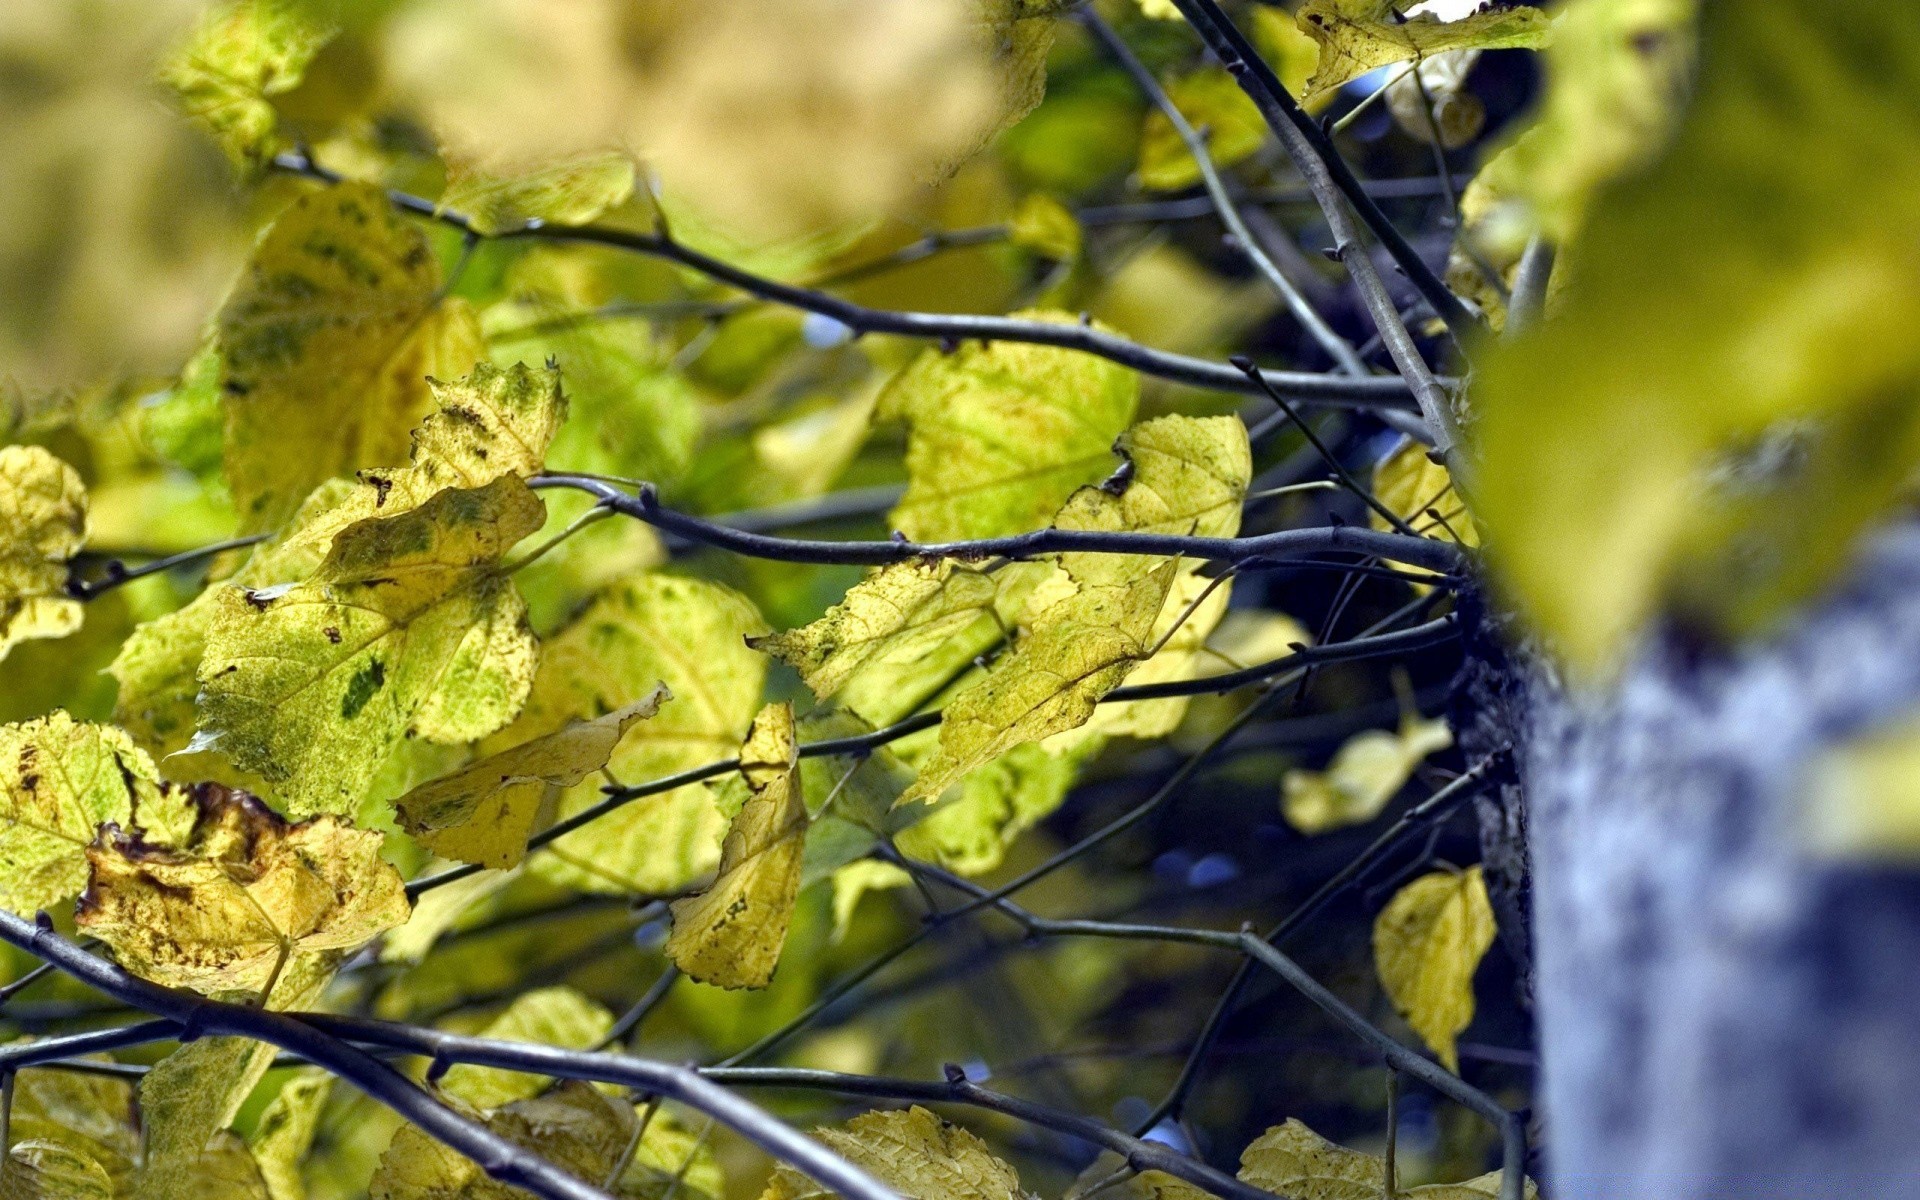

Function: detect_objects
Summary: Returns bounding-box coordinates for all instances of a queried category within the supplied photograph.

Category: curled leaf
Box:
[1281,715,1452,835]
[1295,0,1550,104]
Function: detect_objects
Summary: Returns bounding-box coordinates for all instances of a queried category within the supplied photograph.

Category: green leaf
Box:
[217,182,485,532]
[0,713,185,915]
[1007,193,1081,262]
[249,1069,332,1200]
[77,783,410,997]
[396,685,669,869]
[160,0,338,172]
[1138,69,1268,193]
[877,309,1138,542]
[0,446,87,663]
[438,987,614,1109]
[1239,1118,1534,1200]
[894,739,1091,877]
[1295,0,1551,104]
[441,152,637,236]
[1281,715,1452,835]
[196,476,544,815]
[759,1107,1026,1200]
[371,1081,643,1200]
[1473,0,1920,672]
[489,574,768,896]
[1371,867,1494,1073]
[668,702,808,990]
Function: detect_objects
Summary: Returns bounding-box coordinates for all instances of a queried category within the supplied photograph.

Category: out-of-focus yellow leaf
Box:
[396,685,669,869]
[1473,0,1920,673]
[668,703,808,990]
[1136,0,1181,19]
[1008,193,1082,262]
[829,860,913,943]
[197,1129,275,1200]
[1071,1152,1214,1200]
[439,987,613,1110]
[751,561,1002,703]
[1295,0,1550,104]
[1385,50,1485,150]
[249,1069,331,1200]
[77,783,409,997]
[1239,1118,1535,1200]
[759,1107,1026,1200]
[196,476,543,815]
[217,182,485,532]
[1138,68,1268,193]
[1803,712,1920,859]
[440,151,636,236]
[0,712,189,915]
[878,309,1138,541]
[0,1140,114,1200]
[1249,6,1327,111]
[1371,867,1494,1072]
[1,446,87,662]
[371,1081,643,1200]
[3,1065,139,1192]
[160,0,339,172]
[488,574,767,896]
[1282,715,1452,835]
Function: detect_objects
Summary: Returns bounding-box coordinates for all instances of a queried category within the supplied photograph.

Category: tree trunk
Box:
[1509,527,1920,1198]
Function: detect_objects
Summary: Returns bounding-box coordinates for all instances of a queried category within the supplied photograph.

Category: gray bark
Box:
[1513,526,1920,1198]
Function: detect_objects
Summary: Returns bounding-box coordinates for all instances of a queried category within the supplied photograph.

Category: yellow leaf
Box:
[441,152,637,236]
[760,1107,1026,1200]
[0,1140,114,1200]
[1371,437,1477,546]
[160,0,338,171]
[439,986,614,1109]
[218,181,485,532]
[1138,68,1269,193]
[0,712,186,915]
[4,1063,140,1191]
[1239,1118,1535,1200]
[1008,193,1082,262]
[371,1080,641,1200]
[396,685,669,869]
[76,783,410,997]
[895,739,1091,876]
[668,703,808,990]
[196,476,544,815]
[1371,867,1495,1072]
[1071,1152,1215,1200]
[1249,6,1326,111]
[249,1069,331,1200]
[1384,50,1485,150]
[1473,0,1920,672]
[359,361,570,519]
[751,560,1001,703]
[1,446,87,663]
[491,574,768,896]
[1295,0,1550,104]
[1803,712,1920,860]
[877,309,1138,541]
[1282,715,1452,835]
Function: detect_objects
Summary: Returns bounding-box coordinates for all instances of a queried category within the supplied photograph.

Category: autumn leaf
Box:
[1295,0,1551,105]
[372,1081,653,1200]
[217,181,485,532]
[668,703,809,990]
[1138,69,1268,193]
[195,475,544,815]
[441,151,637,236]
[396,685,670,869]
[878,310,1138,541]
[439,986,614,1109]
[76,782,410,998]
[0,713,189,915]
[1,446,88,663]
[1007,193,1081,262]
[4,1060,141,1191]
[160,0,339,172]
[249,1069,332,1200]
[1372,867,1495,1072]
[1239,1118,1534,1200]
[760,1107,1027,1200]
[1282,715,1452,835]
[894,740,1091,877]
[1371,437,1476,548]
[0,1139,114,1200]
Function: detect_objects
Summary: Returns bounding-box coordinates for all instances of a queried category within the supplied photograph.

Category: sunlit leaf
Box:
[1138,68,1268,193]
[0,712,186,915]
[0,446,87,663]
[249,1069,332,1200]
[218,181,485,532]
[441,151,637,236]
[878,309,1138,541]
[668,703,809,990]
[489,574,768,896]
[1282,715,1452,835]
[1371,867,1494,1072]
[1473,0,1920,671]
[759,1107,1026,1200]
[196,476,543,815]
[1239,1118,1534,1200]
[397,685,670,869]
[160,0,339,172]
[439,987,614,1110]
[1295,0,1550,104]
[77,783,409,997]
